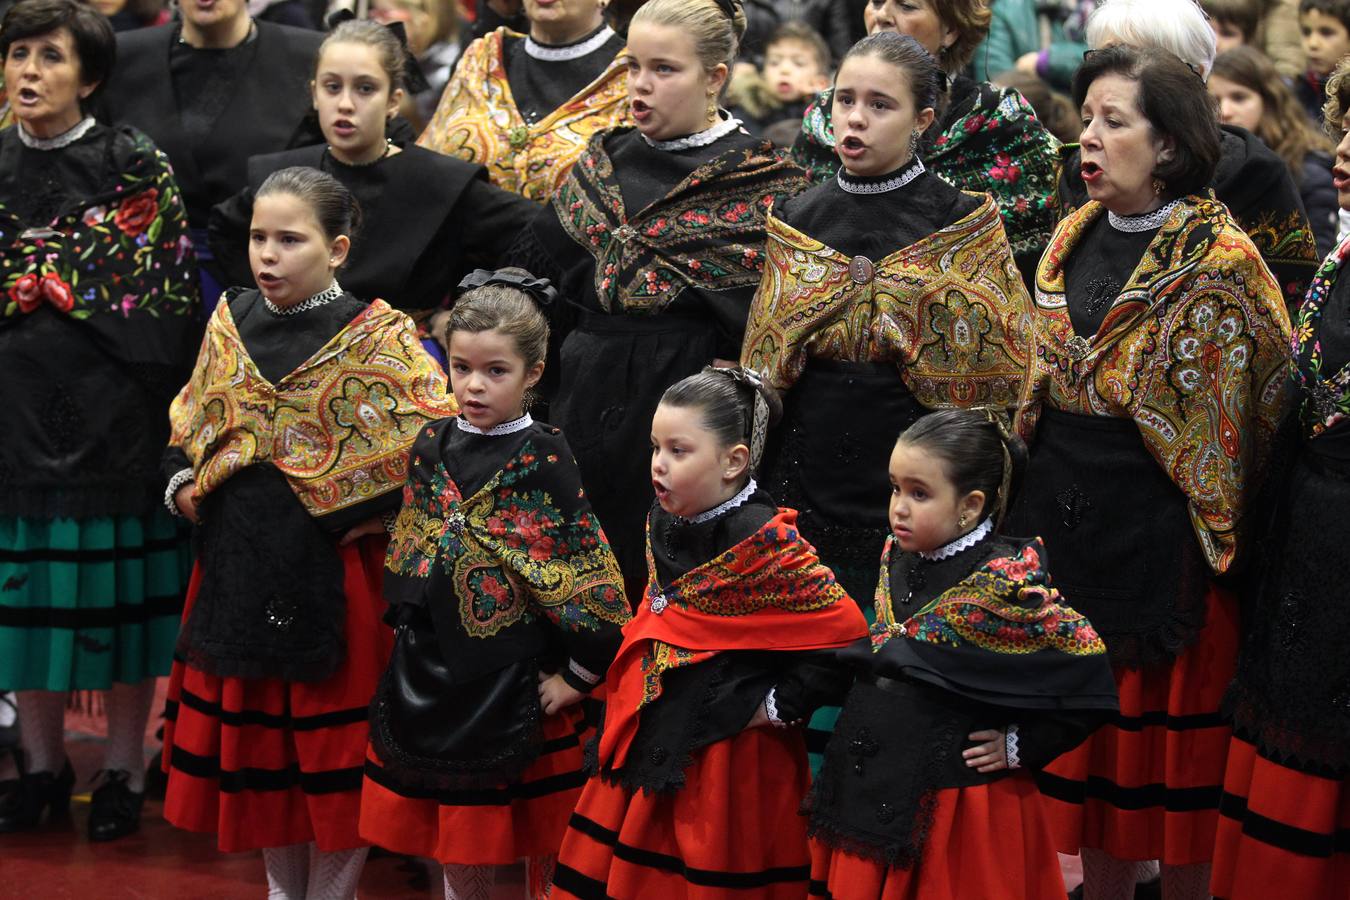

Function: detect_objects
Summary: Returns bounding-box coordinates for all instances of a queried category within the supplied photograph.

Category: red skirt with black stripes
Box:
[359,703,592,865]
[806,775,1066,900]
[1034,583,1237,864]
[161,536,392,853]
[1209,736,1350,900]
[552,727,812,900]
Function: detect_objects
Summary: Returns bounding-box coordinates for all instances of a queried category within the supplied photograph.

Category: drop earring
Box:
[1151,177,1165,196]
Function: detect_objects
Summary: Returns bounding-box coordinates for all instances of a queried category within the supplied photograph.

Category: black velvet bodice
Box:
[501,26,624,124]
[1063,215,1158,338]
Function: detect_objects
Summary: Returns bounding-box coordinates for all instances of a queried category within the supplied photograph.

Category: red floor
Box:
[0,683,1081,898]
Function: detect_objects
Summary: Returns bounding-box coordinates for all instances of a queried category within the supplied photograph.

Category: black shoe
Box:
[88,769,144,842]
[0,758,74,832]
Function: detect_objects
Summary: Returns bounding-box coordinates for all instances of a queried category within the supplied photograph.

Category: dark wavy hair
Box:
[1,0,116,108]
[1073,44,1222,198]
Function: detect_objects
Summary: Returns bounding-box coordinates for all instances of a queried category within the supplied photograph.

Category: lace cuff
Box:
[164,468,194,517]
[763,687,789,728]
[1005,724,1021,770]
[568,659,601,687]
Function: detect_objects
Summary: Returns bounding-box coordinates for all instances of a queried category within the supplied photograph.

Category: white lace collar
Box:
[16,116,97,151]
[677,478,758,525]
[524,25,615,62]
[640,111,742,152]
[836,157,926,195]
[263,280,342,316]
[456,412,534,436]
[1107,199,1179,233]
[917,516,993,561]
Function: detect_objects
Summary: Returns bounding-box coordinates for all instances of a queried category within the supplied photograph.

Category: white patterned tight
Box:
[262,843,369,900]
[1082,849,1210,900]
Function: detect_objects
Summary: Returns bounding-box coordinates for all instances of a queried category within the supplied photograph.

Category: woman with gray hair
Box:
[1058,0,1320,314]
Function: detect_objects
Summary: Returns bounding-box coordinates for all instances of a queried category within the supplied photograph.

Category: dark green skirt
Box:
[0,510,191,691]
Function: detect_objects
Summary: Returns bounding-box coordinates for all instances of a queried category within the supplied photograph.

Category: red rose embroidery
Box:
[9,273,41,313]
[113,189,160,237]
[40,273,75,313]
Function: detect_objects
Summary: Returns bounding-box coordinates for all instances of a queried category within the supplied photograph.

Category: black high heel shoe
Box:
[0,758,74,832]
[88,769,144,842]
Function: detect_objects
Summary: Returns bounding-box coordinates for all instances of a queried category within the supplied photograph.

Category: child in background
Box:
[727,21,832,138]
[1202,0,1264,52]
[359,268,631,900]
[806,409,1118,899]
[1297,0,1350,124]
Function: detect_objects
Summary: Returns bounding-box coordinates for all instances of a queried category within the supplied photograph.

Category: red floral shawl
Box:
[597,509,868,770]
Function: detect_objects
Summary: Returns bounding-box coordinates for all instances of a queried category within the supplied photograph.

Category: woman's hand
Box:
[1015,51,1041,75]
[538,672,585,716]
[339,516,386,546]
[174,484,199,523]
[963,728,1010,773]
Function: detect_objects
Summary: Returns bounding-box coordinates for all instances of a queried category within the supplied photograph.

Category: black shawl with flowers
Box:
[0,123,198,517]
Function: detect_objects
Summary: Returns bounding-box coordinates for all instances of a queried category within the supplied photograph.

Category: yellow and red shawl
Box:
[168,298,458,519]
[597,509,868,771]
[417,27,630,202]
[1017,197,1292,572]
[740,195,1032,408]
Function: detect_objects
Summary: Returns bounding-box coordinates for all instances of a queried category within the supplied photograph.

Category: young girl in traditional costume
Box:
[552,366,870,900]
[805,409,1117,900]
[161,166,457,897]
[510,0,808,601]
[740,31,1031,768]
[211,20,537,355]
[359,268,632,900]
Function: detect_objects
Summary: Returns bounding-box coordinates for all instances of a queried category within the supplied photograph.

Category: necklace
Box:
[836,157,925,195]
[328,139,392,167]
[16,116,96,151]
[524,25,615,62]
[456,413,534,436]
[640,112,741,151]
[263,280,342,316]
[1107,199,1179,233]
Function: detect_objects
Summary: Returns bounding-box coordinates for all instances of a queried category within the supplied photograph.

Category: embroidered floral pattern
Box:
[1018,198,1292,572]
[1291,237,1350,435]
[386,435,630,639]
[554,130,807,313]
[0,131,194,323]
[870,537,1105,656]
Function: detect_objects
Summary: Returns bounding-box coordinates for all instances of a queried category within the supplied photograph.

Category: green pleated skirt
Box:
[0,510,191,691]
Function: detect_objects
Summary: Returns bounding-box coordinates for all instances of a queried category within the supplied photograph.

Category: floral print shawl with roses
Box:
[553,127,808,315]
[0,125,196,367]
[384,419,630,646]
[0,124,197,517]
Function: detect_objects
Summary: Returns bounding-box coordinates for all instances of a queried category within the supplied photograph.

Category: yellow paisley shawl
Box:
[417,28,630,202]
[740,193,1032,409]
[1017,197,1292,572]
[169,297,459,518]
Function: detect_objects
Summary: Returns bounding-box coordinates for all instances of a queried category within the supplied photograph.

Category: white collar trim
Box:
[640,111,742,151]
[1107,199,1179,233]
[836,157,926,195]
[917,516,993,561]
[524,26,615,62]
[16,116,96,151]
[678,478,758,525]
[456,412,534,436]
